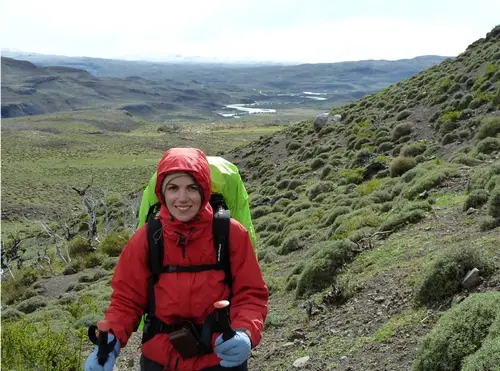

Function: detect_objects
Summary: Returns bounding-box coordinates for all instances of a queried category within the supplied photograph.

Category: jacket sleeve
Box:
[228,220,268,347]
[104,226,150,347]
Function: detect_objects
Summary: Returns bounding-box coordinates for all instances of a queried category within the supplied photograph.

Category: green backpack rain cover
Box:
[137,156,256,249]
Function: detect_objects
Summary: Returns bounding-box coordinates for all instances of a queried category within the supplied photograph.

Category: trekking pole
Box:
[88,320,116,366]
[214,300,236,341]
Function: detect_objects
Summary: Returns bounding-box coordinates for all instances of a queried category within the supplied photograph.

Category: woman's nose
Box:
[178,189,189,202]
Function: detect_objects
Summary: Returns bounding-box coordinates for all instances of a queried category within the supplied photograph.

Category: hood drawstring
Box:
[174,228,196,258]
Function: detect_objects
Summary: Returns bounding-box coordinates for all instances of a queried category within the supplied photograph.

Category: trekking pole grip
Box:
[88,320,115,366]
[97,321,110,365]
[214,300,236,341]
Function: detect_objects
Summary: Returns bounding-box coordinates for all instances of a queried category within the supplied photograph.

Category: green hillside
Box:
[1,26,499,371]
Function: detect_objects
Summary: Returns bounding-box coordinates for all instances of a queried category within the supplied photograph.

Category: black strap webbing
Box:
[213,208,232,293]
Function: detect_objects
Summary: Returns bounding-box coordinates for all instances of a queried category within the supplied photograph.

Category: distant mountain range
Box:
[1,51,449,120]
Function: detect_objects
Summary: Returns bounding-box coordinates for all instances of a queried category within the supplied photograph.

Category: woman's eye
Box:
[188,185,199,192]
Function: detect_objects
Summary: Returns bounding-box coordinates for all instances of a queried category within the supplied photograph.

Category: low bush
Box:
[413,292,500,371]
[463,189,490,211]
[295,239,356,298]
[479,216,500,231]
[16,295,48,314]
[476,137,500,154]
[99,231,130,257]
[1,268,40,305]
[391,122,413,140]
[477,116,500,139]
[413,246,492,307]
[1,318,87,370]
[307,181,336,201]
[321,206,352,227]
[400,142,426,157]
[389,156,417,177]
[487,188,500,218]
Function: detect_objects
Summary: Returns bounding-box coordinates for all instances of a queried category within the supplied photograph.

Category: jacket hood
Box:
[155,148,213,228]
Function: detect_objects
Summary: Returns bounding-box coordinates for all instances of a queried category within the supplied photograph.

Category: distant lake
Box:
[225,104,276,114]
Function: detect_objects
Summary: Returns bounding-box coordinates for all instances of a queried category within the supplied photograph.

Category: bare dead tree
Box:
[34,245,55,275]
[101,189,118,236]
[72,177,102,246]
[123,191,142,233]
[38,220,71,264]
[1,233,25,278]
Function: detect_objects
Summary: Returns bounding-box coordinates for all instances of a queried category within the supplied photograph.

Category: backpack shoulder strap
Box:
[213,208,232,294]
[146,202,162,318]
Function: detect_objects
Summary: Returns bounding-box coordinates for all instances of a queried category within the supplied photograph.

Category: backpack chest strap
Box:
[160,263,223,273]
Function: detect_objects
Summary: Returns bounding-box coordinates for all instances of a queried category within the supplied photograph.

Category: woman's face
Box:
[163,175,202,222]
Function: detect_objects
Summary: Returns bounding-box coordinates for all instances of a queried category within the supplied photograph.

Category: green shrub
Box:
[320,165,333,180]
[413,246,492,307]
[285,275,299,291]
[396,110,411,121]
[377,141,394,152]
[263,250,277,264]
[82,252,105,269]
[439,119,460,135]
[339,168,364,185]
[441,132,458,145]
[480,215,500,231]
[449,153,482,166]
[379,209,426,233]
[1,308,25,322]
[68,237,90,257]
[310,157,326,170]
[476,137,500,154]
[276,179,290,190]
[400,142,426,157]
[321,206,351,227]
[1,268,40,305]
[389,156,417,177]
[286,179,302,190]
[467,163,500,192]
[413,292,500,371]
[295,239,356,297]
[462,329,500,371]
[279,233,303,255]
[370,190,393,203]
[1,318,87,370]
[357,178,381,196]
[487,188,500,218]
[402,163,457,199]
[391,123,413,140]
[16,295,48,314]
[99,231,129,257]
[252,206,271,219]
[271,198,292,212]
[287,141,301,151]
[307,181,336,201]
[74,314,102,329]
[463,189,489,211]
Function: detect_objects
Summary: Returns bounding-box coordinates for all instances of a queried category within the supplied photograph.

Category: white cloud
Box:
[1,0,499,62]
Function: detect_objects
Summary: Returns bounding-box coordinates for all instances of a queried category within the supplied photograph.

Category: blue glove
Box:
[84,333,120,371]
[214,331,251,368]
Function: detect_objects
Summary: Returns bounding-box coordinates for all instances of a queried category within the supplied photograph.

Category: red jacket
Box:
[105,148,268,370]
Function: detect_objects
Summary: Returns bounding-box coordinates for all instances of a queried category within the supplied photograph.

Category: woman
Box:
[84,148,268,371]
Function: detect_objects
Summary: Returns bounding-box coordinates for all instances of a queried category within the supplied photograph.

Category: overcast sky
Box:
[1,0,499,63]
